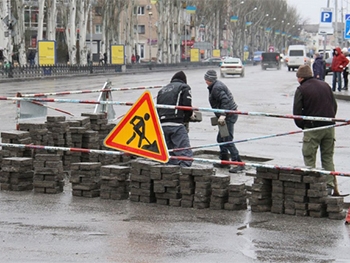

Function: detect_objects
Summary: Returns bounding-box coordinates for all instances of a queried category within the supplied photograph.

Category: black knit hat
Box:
[171,71,187,84]
[204,70,217,82]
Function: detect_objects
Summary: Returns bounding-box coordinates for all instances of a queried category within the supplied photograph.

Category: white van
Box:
[285,45,310,71]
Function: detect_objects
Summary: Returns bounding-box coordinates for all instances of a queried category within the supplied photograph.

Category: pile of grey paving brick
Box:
[33,154,64,194]
[248,167,346,220]
[0,114,346,221]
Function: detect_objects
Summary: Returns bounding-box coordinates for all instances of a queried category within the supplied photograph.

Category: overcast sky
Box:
[286,0,350,24]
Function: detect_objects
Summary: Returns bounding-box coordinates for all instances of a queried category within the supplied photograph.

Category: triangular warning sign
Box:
[104,90,169,163]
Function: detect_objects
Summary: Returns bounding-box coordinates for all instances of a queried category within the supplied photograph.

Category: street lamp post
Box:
[242,7,257,63]
[148,12,152,63]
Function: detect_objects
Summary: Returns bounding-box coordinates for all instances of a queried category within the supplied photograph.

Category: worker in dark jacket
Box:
[293,65,338,195]
[157,71,193,167]
[204,70,244,173]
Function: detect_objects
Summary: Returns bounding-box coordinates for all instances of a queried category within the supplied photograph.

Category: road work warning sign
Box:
[104,91,169,163]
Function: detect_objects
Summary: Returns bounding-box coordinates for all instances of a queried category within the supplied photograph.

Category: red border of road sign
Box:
[104,91,169,162]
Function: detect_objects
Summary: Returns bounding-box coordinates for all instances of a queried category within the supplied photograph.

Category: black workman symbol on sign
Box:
[126,113,159,153]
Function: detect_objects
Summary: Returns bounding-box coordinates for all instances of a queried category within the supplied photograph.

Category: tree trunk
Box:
[47,0,57,41]
[14,0,26,66]
[78,0,90,65]
[66,0,77,65]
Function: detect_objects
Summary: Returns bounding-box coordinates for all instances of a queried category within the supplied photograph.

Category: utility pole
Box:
[148,11,152,63]
[335,0,338,46]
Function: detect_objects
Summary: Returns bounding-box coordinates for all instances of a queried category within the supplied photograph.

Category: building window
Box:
[134,25,145,34]
[95,6,102,16]
[134,6,145,15]
[95,24,102,34]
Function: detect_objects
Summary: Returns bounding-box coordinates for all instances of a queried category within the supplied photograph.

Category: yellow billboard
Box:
[190,48,200,62]
[38,41,56,65]
[111,45,125,65]
[213,49,220,58]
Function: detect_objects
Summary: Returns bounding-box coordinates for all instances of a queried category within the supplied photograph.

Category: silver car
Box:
[220,57,245,78]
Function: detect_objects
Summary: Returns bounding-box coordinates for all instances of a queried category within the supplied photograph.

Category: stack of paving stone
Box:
[46,116,72,169]
[326,196,346,220]
[250,173,273,212]
[81,130,100,162]
[81,113,110,148]
[129,159,156,203]
[249,167,345,220]
[0,157,33,191]
[66,117,91,164]
[18,123,49,151]
[304,171,328,218]
[224,183,248,210]
[1,130,32,158]
[179,166,196,208]
[46,116,72,147]
[99,152,131,165]
[210,174,230,209]
[67,117,91,148]
[70,162,101,197]
[152,164,181,206]
[100,164,130,200]
[193,166,214,209]
[33,154,64,194]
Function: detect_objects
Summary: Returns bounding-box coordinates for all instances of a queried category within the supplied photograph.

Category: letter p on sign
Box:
[321,11,332,23]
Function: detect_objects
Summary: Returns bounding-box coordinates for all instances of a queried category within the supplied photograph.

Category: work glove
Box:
[190,112,197,121]
[218,115,226,126]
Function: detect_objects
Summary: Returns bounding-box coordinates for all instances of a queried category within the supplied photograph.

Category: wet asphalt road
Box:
[0,65,350,262]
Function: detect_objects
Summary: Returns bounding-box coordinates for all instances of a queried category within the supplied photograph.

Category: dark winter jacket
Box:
[312,55,325,80]
[157,79,193,124]
[207,79,238,120]
[293,77,337,129]
[331,47,349,72]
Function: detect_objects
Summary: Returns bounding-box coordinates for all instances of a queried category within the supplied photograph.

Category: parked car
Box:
[253,51,264,65]
[220,57,244,77]
[202,57,223,66]
[285,45,310,71]
[261,52,281,70]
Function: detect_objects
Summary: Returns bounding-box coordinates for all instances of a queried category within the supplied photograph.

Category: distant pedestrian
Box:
[87,52,91,65]
[312,52,324,80]
[136,54,140,63]
[331,47,349,92]
[131,54,136,64]
[204,69,244,173]
[104,52,107,65]
[293,65,338,195]
[99,52,104,65]
[342,47,350,90]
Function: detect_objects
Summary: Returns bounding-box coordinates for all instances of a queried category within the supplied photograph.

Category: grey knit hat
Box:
[204,70,217,82]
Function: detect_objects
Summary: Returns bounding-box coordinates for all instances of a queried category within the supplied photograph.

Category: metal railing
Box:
[0,61,219,80]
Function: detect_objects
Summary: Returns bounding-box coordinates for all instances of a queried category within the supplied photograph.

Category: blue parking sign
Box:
[345,14,350,39]
[321,11,332,23]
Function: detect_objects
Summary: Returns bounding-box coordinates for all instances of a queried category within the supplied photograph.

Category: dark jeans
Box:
[162,124,193,167]
[216,114,240,161]
[343,69,348,88]
[332,71,342,91]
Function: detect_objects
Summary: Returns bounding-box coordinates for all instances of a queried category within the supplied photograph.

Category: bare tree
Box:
[46,0,58,41]
[77,0,90,65]
[14,0,26,65]
[1,0,13,62]
[65,0,77,65]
